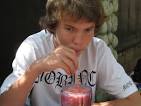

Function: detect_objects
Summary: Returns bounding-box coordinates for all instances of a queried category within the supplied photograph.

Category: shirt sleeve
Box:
[96,40,138,98]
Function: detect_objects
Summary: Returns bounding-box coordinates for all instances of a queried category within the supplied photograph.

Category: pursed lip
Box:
[74,49,83,56]
[69,46,83,56]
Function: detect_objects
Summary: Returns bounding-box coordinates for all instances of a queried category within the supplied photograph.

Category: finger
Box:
[47,53,72,75]
[59,61,72,75]
[55,46,78,69]
[62,47,78,69]
[60,55,76,74]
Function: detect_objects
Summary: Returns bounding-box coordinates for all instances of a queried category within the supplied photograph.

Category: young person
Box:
[0,0,141,106]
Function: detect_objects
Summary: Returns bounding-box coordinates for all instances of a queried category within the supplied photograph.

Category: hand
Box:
[34,45,78,75]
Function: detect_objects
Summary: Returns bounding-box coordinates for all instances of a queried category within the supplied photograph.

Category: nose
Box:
[73,32,84,45]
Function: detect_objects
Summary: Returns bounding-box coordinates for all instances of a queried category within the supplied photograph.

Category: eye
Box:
[65,27,74,32]
[86,28,94,32]
[85,27,94,33]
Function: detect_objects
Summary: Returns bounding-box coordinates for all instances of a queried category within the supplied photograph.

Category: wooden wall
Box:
[117,0,141,73]
[117,0,141,52]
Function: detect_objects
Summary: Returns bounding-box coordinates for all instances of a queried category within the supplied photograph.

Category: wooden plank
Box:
[117,0,141,51]
[118,0,130,49]
[128,0,136,34]
[118,0,129,35]
[136,0,141,34]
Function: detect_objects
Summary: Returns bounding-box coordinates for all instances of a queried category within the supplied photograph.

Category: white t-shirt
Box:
[0,30,137,106]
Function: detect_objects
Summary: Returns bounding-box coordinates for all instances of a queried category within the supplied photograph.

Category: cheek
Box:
[60,36,72,45]
[57,31,73,45]
[83,36,92,45]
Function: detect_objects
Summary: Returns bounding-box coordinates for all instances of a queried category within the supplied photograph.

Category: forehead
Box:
[59,15,95,27]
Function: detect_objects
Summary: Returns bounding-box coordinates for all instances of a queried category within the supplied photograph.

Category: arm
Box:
[92,91,141,106]
[0,46,78,106]
[94,41,141,106]
[0,65,41,106]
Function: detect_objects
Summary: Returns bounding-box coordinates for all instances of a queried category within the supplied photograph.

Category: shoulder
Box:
[14,30,53,61]
[81,37,109,66]
[17,30,53,52]
[87,37,108,53]
[12,30,53,71]
[92,37,107,47]
[24,30,52,44]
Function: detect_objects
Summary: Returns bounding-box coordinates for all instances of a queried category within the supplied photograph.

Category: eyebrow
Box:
[64,24,74,28]
[85,26,95,30]
[64,24,95,30]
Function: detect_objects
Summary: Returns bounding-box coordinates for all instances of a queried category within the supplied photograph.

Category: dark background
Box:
[0,0,46,86]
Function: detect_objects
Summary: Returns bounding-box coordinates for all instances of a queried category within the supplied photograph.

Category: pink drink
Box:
[61,84,92,106]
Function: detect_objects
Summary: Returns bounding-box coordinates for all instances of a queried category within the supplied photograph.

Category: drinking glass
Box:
[61,84,92,106]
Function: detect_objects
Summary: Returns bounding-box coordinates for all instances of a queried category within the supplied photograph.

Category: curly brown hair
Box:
[39,0,105,34]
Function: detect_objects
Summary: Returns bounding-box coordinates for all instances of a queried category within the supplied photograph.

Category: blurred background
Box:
[0,0,141,86]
